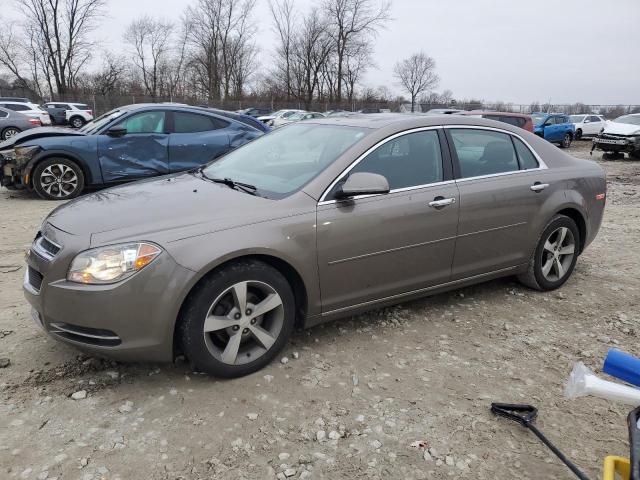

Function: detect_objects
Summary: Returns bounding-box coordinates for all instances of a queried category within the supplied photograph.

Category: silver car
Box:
[0,107,41,140]
[24,114,606,377]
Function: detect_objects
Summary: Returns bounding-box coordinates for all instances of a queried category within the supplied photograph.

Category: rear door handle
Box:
[429,197,456,208]
[530,183,549,192]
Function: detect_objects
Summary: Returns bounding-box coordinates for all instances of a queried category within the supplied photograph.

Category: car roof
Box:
[461,111,530,118]
[305,112,531,132]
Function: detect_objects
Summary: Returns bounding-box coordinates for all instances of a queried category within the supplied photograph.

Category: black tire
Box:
[1,127,21,140]
[70,116,85,128]
[575,129,582,140]
[179,260,296,378]
[517,214,580,291]
[559,133,572,148]
[32,157,85,200]
[631,150,640,160]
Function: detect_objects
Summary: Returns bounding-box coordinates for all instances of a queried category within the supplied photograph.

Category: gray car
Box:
[24,114,606,377]
[0,107,40,140]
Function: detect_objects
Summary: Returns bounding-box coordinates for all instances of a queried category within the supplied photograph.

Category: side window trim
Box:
[318,126,450,204]
[443,125,548,182]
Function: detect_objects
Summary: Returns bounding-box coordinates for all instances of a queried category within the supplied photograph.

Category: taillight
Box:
[29,119,41,125]
[87,110,93,116]
[596,193,605,200]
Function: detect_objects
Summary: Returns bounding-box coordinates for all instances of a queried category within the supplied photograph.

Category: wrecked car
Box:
[0,104,263,200]
[592,113,640,159]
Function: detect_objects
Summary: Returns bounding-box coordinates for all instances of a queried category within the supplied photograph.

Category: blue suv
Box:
[0,104,263,200]
[531,112,575,148]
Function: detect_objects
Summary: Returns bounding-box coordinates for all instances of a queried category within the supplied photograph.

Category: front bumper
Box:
[23,223,196,362]
[592,135,640,153]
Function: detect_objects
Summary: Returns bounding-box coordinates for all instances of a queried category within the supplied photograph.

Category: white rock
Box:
[278,452,290,461]
[105,371,119,379]
[371,440,382,449]
[263,375,274,383]
[423,450,432,462]
[283,468,296,477]
[445,455,455,466]
[71,390,87,400]
[80,457,88,467]
[292,352,299,359]
[169,388,178,395]
[315,430,326,441]
[20,468,32,479]
[299,471,312,479]
[247,413,258,420]
[37,472,49,480]
[280,357,289,364]
[54,454,68,464]
[328,430,341,440]
[118,401,134,413]
[355,414,365,422]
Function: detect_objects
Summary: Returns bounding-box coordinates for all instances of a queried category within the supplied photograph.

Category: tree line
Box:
[1,0,441,111]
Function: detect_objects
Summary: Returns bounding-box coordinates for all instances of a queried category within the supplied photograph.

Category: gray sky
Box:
[16,0,640,104]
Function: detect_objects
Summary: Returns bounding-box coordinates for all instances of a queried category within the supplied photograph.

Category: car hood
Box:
[45,172,305,246]
[0,127,85,149]
[603,122,640,136]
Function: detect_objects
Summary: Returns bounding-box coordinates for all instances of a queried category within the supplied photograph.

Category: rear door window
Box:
[499,116,526,128]
[6,104,29,111]
[513,137,539,170]
[173,112,217,133]
[449,129,519,178]
[589,116,601,123]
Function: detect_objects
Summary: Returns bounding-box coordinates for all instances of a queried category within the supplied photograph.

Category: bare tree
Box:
[322,0,391,103]
[124,16,174,99]
[393,51,439,112]
[269,0,296,100]
[20,0,105,95]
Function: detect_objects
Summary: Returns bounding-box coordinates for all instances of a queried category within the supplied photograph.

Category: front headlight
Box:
[67,242,162,284]
[1,145,40,165]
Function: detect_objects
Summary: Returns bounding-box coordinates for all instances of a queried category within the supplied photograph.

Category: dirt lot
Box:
[1,141,639,480]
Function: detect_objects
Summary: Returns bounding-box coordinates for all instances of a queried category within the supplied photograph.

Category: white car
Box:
[272,111,324,128]
[592,113,640,159]
[569,114,608,139]
[43,102,94,128]
[0,101,51,126]
[258,109,305,126]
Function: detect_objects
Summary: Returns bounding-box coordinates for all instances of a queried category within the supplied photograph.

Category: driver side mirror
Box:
[106,126,127,137]
[335,172,390,199]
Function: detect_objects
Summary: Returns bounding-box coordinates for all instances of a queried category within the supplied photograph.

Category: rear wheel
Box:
[518,215,580,291]
[575,129,582,140]
[179,260,295,378]
[70,116,85,128]
[1,127,21,140]
[32,158,85,200]
[559,133,572,148]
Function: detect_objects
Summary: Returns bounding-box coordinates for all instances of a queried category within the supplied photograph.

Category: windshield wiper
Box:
[197,169,258,196]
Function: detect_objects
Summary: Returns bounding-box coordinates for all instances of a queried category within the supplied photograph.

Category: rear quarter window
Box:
[513,137,539,170]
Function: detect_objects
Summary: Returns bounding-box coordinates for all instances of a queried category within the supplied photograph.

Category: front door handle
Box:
[530,182,549,192]
[429,196,456,208]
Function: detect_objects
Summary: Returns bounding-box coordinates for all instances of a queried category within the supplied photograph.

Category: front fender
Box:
[24,143,100,188]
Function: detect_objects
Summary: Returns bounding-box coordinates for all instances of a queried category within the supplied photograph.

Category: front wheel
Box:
[179,260,296,378]
[518,215,580,291]
[32,158,85,200]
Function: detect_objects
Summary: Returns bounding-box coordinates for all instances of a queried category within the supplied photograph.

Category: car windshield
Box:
[531,114,547,125]
[569,115,585,123]
[79,109,126,134]
[202,124,369,199]
[614,115,640,126]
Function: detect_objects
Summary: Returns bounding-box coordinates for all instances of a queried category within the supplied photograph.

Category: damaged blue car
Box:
[0,104,264,200]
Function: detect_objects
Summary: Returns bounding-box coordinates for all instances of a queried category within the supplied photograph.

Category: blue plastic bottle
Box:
[603,349,640,388]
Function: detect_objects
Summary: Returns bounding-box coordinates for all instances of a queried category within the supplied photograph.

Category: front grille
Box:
[49,322,121,347]
[600,133,628,140]
[27,266,43,291]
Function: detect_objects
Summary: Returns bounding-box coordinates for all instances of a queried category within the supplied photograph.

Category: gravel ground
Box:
[1,141,639,480]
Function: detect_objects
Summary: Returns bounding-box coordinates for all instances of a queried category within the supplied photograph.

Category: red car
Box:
[458,111,534,132]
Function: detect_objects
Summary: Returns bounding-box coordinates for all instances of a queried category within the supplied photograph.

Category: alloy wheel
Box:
[541,227,575,282]
[72,118,84,128]
[40,164,79,198]
[203,280,284,365]
[2,128,20,140]
[563,133,572,148]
